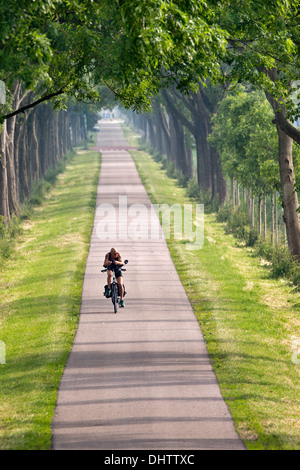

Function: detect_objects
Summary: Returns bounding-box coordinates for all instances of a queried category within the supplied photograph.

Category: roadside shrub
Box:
[161,159,177,179]
[216,200,233,222]
[0,215,5,238]
[269,246,300,289]
[177,172,189,188]
[186,178,200,199]
[255,240,300,289]
[199,190,220,213]
[152,150,163,163]
[245,227,259,247]
[221,204,252,241]
[226,205,251,239]
[138,140,151,153]
[186,180,220,212]
[20,202,33,220]
[0,215,21,262]
[255,240,274,261]
[270,244,294,278]
[44,166,61,185]
[291,263,300,289]
[7,214,22,238]
[0,238,14,259]
[217,202,261,246]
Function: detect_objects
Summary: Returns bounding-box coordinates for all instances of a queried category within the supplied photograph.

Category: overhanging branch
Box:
[1,88,65,121]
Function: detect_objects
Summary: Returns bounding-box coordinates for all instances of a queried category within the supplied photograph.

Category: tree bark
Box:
[277,127,300,257]
[236,181,240,207]
[0,121,10,219]
[271,192,274,244]
[263,191,267,240]
[194,121,212,192]
[231,176,234,205]
[3,82,25,215]
[275,191,278,245]
[28,110,40,183]
[155,105,172,161]
[265,74,300,258]
[258,196,262,236]
[251,191,255,229]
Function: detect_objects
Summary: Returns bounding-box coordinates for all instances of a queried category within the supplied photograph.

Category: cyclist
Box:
[103,248,125,307]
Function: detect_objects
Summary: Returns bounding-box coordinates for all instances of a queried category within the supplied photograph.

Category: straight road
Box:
[51,121,245,450]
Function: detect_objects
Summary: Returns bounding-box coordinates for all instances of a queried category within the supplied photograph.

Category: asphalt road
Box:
[51,121,245,450]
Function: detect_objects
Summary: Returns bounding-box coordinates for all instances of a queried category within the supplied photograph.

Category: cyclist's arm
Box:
[103,253,112,267]
[113,254,123,266]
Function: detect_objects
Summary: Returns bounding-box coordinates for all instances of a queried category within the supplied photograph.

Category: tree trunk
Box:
[4,82,25,215]
[258,196,262,236]
[6,117,19,215]
[275,192,278,245]
[155,105,172,161]
[19,117,31,201]
[231,176,234,205]
[215,149,227,203]
[28,110,40,183]
[172,114,190,177]
[271,192,274,245]
[265,81,300,258]
[277,127,300,258]
[251,191,255,229]
[248,188,251,216]
[263,190,267,240]
[0,122,10,219]
[236,181,240,207]
[196,122,212,193]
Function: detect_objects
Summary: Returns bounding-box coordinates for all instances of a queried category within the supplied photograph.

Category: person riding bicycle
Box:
[103,248,125,307]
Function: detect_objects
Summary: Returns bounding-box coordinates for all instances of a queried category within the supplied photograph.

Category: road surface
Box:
[51,120,245,450]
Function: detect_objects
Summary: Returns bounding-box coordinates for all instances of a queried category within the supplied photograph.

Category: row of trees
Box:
[0,0,213,222]
[208,86,299,245]
[129,81,228,204]
[127,82,300,248]
[0,83,94,220]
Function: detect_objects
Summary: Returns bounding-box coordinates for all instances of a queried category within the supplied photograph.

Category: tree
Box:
[209,86,281,235]
[161,81,227,202]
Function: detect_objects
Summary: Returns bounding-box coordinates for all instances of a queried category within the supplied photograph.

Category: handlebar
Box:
[101,267,126,272]
[101,259,128,273]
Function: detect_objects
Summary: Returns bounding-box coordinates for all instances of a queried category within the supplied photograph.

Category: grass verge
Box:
[0,146,100,449]
[124,126,300,450]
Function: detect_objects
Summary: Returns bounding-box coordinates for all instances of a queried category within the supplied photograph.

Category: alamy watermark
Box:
[96,196,204,250]
[291,338,300,365]
[0,81,6,105]
[0,341,6,365]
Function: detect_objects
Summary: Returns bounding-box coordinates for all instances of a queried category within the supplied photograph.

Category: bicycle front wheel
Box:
[112,285,118,313]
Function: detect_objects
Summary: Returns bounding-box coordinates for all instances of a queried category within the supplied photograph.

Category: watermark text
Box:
[96,196,204,250]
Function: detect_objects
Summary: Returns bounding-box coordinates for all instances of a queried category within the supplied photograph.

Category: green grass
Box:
[0,147,100,449]
[126,128,300,450]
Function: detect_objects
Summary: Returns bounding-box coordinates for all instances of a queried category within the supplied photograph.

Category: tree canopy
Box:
[2,0,300,127]
[208,86,281,196]
[211,0,300,143]
[0,0,226,121]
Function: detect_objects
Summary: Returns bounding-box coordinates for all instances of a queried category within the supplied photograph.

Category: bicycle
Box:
[102,260,128,313]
